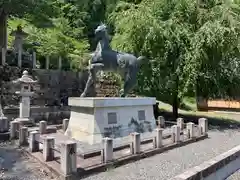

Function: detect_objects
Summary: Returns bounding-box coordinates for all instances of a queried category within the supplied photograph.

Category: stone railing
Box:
[4,117,209,179]
[1,47,63,69]
[172,144,240,180]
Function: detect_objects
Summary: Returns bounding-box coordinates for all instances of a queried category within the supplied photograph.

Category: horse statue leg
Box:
[80,63,104,97]
[121,66,138,97]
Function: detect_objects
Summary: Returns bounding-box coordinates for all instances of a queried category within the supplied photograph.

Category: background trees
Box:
[2,0,240,116]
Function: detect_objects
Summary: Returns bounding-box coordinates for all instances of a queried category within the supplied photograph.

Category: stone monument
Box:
[13,70,37,124]
[65,24,156,145]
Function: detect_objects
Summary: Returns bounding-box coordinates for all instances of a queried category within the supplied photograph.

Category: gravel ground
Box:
[0,142,60,180]
[0,128,239,180]
[82,128,240,180]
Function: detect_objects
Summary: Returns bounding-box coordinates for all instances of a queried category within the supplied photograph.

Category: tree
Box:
[0,0,59,48]
[109,0,240,118]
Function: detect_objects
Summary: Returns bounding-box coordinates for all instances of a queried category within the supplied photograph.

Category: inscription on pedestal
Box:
[138,110,146,121]
[108,112,117,124]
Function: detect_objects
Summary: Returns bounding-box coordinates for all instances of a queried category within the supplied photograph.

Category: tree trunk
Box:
[0,13,7,49]
[172,92,179,119]
[172,76,179,119]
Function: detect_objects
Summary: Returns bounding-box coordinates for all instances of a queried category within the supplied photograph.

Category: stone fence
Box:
[5,117,208,179]
[172,144,240,180]
[1,47,64,69]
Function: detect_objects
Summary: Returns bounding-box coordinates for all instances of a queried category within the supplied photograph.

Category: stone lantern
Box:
[13,70,37,124]
[10,25,28,68]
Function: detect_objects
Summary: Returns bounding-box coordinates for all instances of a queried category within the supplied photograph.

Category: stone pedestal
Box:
[65,97,156,145]
[19,96,31,118]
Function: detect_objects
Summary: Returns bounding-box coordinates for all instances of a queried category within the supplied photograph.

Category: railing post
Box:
[19,126,28,146]
[198,118,208,135]
[177,118,184,130]
[61,141,77,176]
[10,121,20,140]
[175,125,180,143]
[187,122,195,139]
[39,121,47,135]
[157,116,165,128]
[131,132,140,154]
[43,136,55,161]
[102,137,113,163]
[29,131,40,152]
[153,128,163,148]
[63,119,69,132]
[171,125,176,143]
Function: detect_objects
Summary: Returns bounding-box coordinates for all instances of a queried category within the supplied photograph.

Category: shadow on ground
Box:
[159,111,240,131]
[0,142,39,179]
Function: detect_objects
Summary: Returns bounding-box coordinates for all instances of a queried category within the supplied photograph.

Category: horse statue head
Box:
[94,23,108,41]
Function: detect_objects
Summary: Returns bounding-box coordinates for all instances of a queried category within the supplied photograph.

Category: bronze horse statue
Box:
[81,24,145,97]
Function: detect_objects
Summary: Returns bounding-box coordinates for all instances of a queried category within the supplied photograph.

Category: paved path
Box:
[82,128,240,180]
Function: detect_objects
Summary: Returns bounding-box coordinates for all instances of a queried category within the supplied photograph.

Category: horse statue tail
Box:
[137,56,146,64]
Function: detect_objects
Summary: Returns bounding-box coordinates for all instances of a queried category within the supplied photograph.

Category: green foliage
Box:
[110,0,240,105]
[3,0,240,109]
[8,17,89,70]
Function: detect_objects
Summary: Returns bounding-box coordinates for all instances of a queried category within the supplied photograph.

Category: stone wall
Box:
[0,66,90,106]
[0,66,89,122]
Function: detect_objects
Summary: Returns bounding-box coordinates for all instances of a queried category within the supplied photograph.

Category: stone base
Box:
[65,97,156,145]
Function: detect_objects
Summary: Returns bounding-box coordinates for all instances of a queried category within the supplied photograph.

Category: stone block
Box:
[39,121,47,134]
[29,131,40,152]
[131,132,140,154]
[43,136,55,161]
[61,141,77,176]
[102,137,113,162]
[19,126,28,146]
